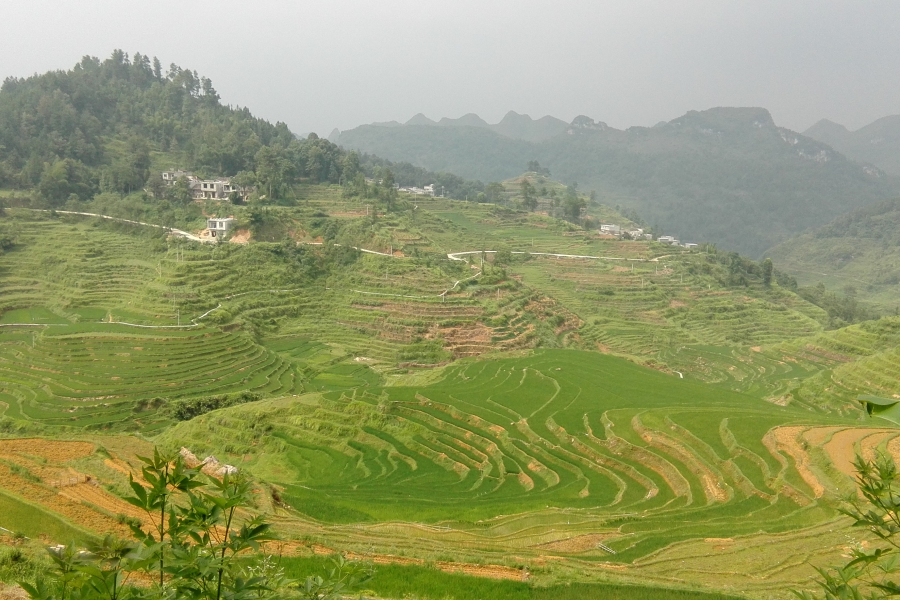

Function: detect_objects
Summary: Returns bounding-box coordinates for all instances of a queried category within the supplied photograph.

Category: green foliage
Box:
[762,258,774,286]
[561,194,585,223]
[291,555,373,600]
[520,179,537,211]
[169,392,263,421]
[797,283,880,328]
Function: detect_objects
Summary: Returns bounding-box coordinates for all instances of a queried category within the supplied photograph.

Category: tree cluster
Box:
[0,50,489,211]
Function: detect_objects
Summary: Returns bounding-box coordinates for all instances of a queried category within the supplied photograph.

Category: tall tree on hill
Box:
[485,182,505,203]
[254,145,292,201]
[380,168,398,210]
[521,178,537,211]
[562,195,586,223]
[762,258,774,286]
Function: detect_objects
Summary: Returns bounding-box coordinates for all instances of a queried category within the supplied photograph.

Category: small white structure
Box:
[600,223,621,235]
[657,235,679,245]
[206,217,235,238]
[684,242,699,249]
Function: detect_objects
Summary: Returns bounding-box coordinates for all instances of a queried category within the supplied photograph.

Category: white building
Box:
[600,223,621,235]
[206,217,235,239]
[161,170,249,201]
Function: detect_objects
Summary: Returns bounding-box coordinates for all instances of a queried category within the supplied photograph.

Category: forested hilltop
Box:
[0,51,483,212]
[335,108,899,256]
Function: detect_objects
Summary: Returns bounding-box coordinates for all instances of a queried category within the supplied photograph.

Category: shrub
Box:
[169,392,262,421]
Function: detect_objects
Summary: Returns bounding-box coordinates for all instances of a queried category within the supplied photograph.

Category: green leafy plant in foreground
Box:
[19,449,372,600]
[798,453,900,600]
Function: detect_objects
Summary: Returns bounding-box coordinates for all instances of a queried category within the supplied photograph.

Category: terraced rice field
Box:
[4,206,900,598]
[0,323,304,430]
[156,348,892,596]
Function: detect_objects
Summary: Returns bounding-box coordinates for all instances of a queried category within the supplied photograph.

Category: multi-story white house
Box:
[161,171,250,201]
[196,179,243,200]
[206,217,235,239]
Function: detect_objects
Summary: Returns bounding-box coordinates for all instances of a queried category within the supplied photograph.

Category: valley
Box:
[1,49,900,600]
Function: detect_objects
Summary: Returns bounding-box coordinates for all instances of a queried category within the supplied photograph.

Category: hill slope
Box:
[805,115,900,176]
[766,197,900,310]
[336,108,898,257]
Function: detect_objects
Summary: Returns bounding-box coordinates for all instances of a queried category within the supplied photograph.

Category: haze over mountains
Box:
[331,110,569,144]
[804,115,900,177]
[334,108,899,257]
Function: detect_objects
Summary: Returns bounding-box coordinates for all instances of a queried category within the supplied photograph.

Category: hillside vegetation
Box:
[335,108,898,256]
[766,197,900,311]
[0,50,486,218]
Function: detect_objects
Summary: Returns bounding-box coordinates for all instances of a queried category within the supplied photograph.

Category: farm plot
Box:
[0,438,144,540]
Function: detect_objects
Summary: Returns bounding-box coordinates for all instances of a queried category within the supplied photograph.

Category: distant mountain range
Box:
[804,115,900,177]
[333,107,898,257]
[330,110,569,145]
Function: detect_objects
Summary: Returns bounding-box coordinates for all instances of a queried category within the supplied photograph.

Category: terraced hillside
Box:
[2,205,892,433]
[3,200,900,599]
[156,349,888,597]
[0,324,304,432]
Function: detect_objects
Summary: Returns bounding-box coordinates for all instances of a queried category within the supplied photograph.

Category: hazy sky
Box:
[3,1,899,136]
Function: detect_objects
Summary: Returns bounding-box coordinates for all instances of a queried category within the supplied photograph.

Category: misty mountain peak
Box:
[567,115,608,133]
[668,107,776,133]
[406,113,437,126]
[438,113,489,128]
